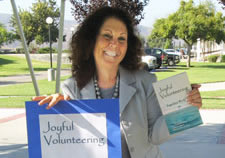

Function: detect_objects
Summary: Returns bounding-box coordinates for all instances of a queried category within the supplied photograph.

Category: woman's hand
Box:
[32,93,71,109]
[187,84,202,109]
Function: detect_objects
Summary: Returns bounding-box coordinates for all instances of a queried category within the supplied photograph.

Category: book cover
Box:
[152,72,203,134]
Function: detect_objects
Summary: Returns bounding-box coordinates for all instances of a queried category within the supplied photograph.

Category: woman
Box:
[33,6,202,158]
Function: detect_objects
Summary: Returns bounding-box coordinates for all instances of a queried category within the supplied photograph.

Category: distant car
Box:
[164,49,182,57]
[144,48,168,68]
[141,54,157,71]
[145,48,180,67]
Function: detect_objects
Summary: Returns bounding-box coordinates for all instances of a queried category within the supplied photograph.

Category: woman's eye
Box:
[103,34,112,39]
[118,37,126,42]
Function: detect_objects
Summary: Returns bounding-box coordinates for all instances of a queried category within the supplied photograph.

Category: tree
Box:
[10,0,60,46]
[147,18,174,49]
[218,0,225,9]
[70,0,149,25]
[148,0,225,67]
[0,24,16,48]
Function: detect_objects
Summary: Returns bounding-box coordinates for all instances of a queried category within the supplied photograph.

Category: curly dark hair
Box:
[70,6,143,89]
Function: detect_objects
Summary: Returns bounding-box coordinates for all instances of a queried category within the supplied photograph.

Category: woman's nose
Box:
[109,39,118,48]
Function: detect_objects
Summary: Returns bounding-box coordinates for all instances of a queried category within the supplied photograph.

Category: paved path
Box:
[0,109,225,158]
[199,82,225,91]
[0,69,71,86]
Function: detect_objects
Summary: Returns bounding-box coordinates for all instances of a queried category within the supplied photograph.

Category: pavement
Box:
[0,69,71,87]
[0,109,225,158]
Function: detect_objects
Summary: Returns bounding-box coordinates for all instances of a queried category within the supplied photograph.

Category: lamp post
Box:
[46,17,55,81]
[70,26,75,35]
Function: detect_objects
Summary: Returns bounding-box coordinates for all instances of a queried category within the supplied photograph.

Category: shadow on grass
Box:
[153,69,175,72]
[0,58,15,66]
[174,67,190,70]
[196,65,225,69]
[202,97,225,100]
[22,67,48,71]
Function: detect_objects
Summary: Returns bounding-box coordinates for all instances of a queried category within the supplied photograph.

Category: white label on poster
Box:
[39,113,108,158]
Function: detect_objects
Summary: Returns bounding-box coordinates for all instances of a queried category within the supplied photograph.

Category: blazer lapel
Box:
[80,78,96,99]
[119,67,136,114]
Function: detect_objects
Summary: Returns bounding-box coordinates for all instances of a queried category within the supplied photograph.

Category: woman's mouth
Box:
[104,51,117,57]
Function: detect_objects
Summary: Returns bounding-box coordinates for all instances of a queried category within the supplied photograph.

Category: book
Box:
[152,72,203,134]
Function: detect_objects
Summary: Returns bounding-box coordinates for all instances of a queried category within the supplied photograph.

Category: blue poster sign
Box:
[25,99,121,158]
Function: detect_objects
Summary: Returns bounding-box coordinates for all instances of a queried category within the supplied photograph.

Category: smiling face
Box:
[93,17,128,70]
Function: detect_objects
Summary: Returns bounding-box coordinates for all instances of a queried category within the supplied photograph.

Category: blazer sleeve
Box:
[146,74,174,145]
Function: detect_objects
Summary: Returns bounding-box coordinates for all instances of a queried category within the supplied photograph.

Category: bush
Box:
[208,55,219,62]
[37,47,57,54]
[16,48,25,54]
[221,55,225,63]
[62,49,71,53]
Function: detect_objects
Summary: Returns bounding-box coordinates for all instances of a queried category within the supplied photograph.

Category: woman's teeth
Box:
[105,51,117,57]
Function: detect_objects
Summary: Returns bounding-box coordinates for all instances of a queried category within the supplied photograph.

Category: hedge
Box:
[208,55,219,62]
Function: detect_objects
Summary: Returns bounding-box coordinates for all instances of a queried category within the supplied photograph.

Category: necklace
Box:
[94,75,119,99]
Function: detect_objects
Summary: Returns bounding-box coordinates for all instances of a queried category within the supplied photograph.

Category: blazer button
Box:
[127,134,131,137]
[130,147,135,152]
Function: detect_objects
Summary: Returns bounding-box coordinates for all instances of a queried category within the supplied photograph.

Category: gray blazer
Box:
[61,66,171,158]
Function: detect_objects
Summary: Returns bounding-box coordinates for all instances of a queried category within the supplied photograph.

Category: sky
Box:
[0,0,224,27]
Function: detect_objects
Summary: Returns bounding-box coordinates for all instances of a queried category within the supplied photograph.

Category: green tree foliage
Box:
[147,18,174,49]
[147,0,225,67]
[10,0,60,46]
[0,23,16,47]
[70,0,149,25]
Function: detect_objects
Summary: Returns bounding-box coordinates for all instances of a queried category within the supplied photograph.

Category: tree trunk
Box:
[186,44,192,67]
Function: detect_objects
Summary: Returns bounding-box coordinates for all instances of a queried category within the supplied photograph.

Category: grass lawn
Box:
[1,89,224,109]
[0,75,70,108]
[200,90,225,109]
[155,62,225,84]
[0,54,70,77]
[0,75,69,96]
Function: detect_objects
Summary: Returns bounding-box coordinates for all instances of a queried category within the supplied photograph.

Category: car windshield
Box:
[165,49,175,52]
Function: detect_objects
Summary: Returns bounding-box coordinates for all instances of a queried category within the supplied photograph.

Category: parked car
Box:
[144,48,168,68]
[145,48,180,67]
[164,49,182,57]
[166,53,180,66]
[141,54,157,71]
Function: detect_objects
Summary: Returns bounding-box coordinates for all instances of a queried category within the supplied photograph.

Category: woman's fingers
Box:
[187,87,202,109]
[32,96,47,101]
[46,94,64,109]
[38,96,53,106]
[32,93,69,109]
[64,95,71,100]
[191,84,201,89]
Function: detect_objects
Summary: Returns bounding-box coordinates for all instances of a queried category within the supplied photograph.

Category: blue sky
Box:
[0,0,224,27]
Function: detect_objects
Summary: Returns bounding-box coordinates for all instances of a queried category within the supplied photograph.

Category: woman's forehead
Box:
[100,17,127,34]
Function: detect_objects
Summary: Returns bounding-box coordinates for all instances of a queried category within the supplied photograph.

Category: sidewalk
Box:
[0,109,224,158]
[199,82,225,91]
[0,69,71,86]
